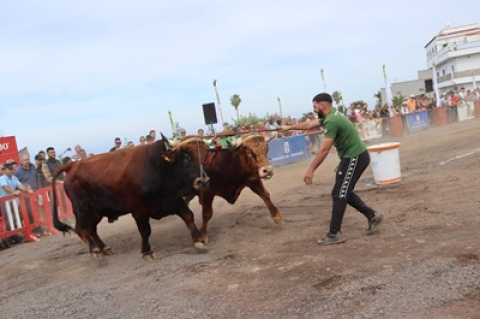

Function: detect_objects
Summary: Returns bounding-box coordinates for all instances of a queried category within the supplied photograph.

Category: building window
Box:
[443,70,445,76]
[451,65,455,72]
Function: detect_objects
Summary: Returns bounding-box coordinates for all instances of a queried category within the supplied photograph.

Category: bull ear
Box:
[161,152,174,163]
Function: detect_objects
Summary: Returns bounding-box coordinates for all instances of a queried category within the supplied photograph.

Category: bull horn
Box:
[203,134,218,146]
[161,133,177,149]
[225,135,243,148]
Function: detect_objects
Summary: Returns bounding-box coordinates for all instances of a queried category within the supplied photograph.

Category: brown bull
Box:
[185,133,283,242]
[52,136,212,260]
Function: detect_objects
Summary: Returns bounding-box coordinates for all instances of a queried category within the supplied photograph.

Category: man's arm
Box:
[278,120,321,131]
[1,185,21,196]
[41,164,55,184]
[17,183,34,194]
[304,137,334,185]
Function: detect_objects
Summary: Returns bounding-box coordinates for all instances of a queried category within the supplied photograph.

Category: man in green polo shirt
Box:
[278,93,384,245]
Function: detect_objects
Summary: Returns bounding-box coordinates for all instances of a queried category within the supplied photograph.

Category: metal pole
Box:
[277,97,283,119]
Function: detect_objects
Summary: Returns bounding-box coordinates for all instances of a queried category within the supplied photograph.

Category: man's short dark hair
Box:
[312,93,333,103]
[46,147,54,153]
[34,154,43,161]
[3,163,13,170]
[146,135,154,142]
[114,137,121,141]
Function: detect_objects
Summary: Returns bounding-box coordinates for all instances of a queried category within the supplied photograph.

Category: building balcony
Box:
[438,68,480,83]
[427,40,480,67]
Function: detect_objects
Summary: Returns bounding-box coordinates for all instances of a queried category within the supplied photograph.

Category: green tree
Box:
[331,91,343,105]
[231,112,269,127]
[230,94,241,121]
[391,94,407,108]
[332,90,346,114]
[351,100,366,107]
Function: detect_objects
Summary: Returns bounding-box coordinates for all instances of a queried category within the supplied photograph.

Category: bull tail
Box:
[52,163,75,234]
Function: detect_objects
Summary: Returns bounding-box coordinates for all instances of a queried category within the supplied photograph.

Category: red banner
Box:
[0,136,19,164]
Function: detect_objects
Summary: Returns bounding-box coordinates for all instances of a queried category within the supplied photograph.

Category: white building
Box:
[425,23,480,93]
[382,23,480,102]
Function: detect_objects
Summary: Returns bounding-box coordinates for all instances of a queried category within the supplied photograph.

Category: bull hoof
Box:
[143,253,158,261]
[103,247,115,255]
[91,252,103,260]
[273,217,285,225]
[194,242,207,253]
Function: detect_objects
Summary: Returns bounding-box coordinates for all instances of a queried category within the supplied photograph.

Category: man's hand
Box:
[13,190,21,196]
[277,125,289,131]
[304,169,314,185]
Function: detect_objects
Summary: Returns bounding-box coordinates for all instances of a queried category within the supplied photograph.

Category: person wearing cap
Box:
[0,163,34,198]
[34,154,48,188]
[278,92,384,245]
[406,94,416,113]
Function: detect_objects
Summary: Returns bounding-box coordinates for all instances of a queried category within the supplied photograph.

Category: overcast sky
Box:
[1,0,479,156]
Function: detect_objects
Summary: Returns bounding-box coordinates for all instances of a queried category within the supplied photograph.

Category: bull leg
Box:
[198,193,215,243]
[75,213,104,260]
[90,229,114,255]
[133,215,157,261]
[175,201,206,252]
[248,181,284,224]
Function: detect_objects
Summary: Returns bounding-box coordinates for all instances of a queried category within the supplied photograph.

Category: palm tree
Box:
[331,90,346,114]
[331,91,343,105]
[230,94,241,121]
[391,94,407,108]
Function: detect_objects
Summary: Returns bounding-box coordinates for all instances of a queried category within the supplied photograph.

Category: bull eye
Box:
[246,150,252,157]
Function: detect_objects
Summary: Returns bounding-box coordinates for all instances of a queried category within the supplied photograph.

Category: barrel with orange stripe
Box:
[366,142,401,184]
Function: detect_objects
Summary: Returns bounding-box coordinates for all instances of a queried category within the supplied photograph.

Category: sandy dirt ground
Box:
[1,118,480,319]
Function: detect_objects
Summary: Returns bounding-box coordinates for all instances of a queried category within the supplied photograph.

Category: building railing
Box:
[437,68,480,83]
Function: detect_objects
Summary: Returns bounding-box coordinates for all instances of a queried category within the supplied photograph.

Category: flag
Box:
[212,79,224,132]
[320,69,328,92]
[168,110,176,138]
[432,64,441,107]
[383,65,393,113]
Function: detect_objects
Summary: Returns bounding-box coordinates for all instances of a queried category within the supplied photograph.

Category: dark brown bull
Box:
[52,136,212,260]
[184,133,283,243]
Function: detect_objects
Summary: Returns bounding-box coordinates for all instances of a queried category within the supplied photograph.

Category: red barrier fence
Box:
[0,184,74,243]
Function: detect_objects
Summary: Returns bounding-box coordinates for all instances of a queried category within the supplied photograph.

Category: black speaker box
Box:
[202,103,218,125]
[425,79,433,93]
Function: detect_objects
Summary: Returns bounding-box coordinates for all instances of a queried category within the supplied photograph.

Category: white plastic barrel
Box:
[366,142,401,184]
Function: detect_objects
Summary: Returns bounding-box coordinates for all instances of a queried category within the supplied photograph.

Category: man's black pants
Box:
[330,150,375,234]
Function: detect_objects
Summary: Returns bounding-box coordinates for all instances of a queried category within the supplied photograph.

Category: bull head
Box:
[230,133,274,179]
